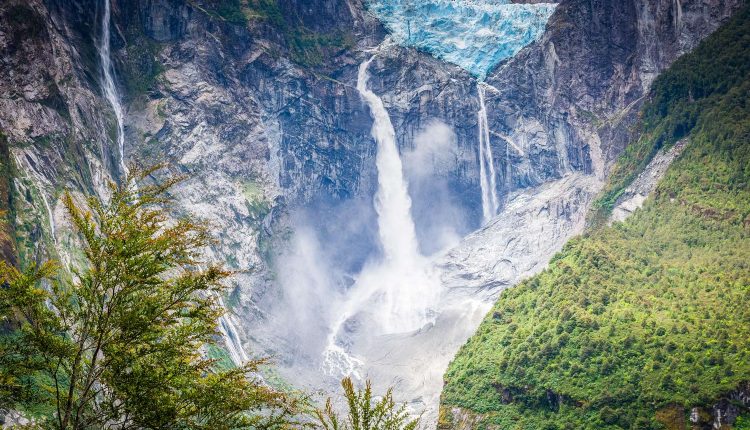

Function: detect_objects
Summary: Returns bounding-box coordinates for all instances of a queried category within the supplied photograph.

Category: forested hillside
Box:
[440,5,750,429]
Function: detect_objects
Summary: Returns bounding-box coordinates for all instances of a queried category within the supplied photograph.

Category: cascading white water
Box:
[323,55,439,375]
[217,297,250,366]
[354,55,438,332]
[477,84,499,223]
[358,56,420,274]
[98,0,127,178]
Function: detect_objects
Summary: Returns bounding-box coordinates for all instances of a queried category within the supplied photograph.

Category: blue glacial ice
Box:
[367,0,557,80]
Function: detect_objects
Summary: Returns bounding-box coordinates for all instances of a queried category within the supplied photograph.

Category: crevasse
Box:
[367,0,557,79]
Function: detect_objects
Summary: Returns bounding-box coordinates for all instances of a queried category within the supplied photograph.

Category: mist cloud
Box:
[403,120,470,255]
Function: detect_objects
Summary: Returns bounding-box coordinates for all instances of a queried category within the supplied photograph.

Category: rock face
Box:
[0,0,120,266]
[480,0,740,191]
[0,0,743,427]
[657,383,750,430]
[611,138,687,223]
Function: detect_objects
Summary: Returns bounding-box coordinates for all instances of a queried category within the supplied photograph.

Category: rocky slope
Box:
[0,0,121,267]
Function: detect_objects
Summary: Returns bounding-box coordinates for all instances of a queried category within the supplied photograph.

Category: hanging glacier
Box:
[367,0,557,79]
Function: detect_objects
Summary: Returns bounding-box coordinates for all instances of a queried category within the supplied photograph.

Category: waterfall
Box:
[354,56,438,332]
[477,84,499,223]
[357,56,421,272]
[98,0,127,178]
[217,297,250,366]
[323,54,439,375]
[674,0,683,31]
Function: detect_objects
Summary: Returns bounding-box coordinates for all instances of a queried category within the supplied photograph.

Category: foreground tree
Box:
[0,167,293,429]
[314,378,419,430]
[0,259,59,412]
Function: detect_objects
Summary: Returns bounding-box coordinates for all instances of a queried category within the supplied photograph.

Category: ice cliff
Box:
[367,0,557,79]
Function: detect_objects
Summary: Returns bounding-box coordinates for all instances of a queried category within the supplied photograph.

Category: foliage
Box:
[243,0,284,26]
[206,0,251,24]
[0,166,294,429]
[241,0,354,67]
[314,378,419,430]
[590,4,750,224]
[736,414,750,430]
[0,260,59,411]
[441,5,750,430]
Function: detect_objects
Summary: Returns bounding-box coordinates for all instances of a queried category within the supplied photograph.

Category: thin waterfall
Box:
[217,297,250,366]
[477,84,499,223]
[98,0,127,178]
[98,0,246,367]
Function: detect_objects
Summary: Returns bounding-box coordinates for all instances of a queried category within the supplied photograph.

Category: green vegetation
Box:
[441,5,750,430]
[315,378,420,430]
[0,166,294,429]
[182,1,355,66]
[284,31,355,68]
[591,4,750,224]
[206,0,251,24]
[243,0,284,26]
[0,134,16,265]
[736,415,750,430]
[8,169,57,267]
[205,0,354,67]
[242,180,272,222]
[206,343,237,372]
[121,27,164,103]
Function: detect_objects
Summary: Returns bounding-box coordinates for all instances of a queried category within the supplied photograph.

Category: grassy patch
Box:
[206,343,236,372]
[241,180,271,222]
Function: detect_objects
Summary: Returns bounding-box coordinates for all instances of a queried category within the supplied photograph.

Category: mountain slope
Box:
[440,5,750,430]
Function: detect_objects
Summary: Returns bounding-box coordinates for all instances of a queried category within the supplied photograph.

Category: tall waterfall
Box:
[477,84,499,223]
[98,0,127,178]
[323,55,439,375]
[355,56,438,332]
[357,56,421,274]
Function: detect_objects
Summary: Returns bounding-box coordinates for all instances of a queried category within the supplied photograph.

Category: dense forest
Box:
[440,5,750,430]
